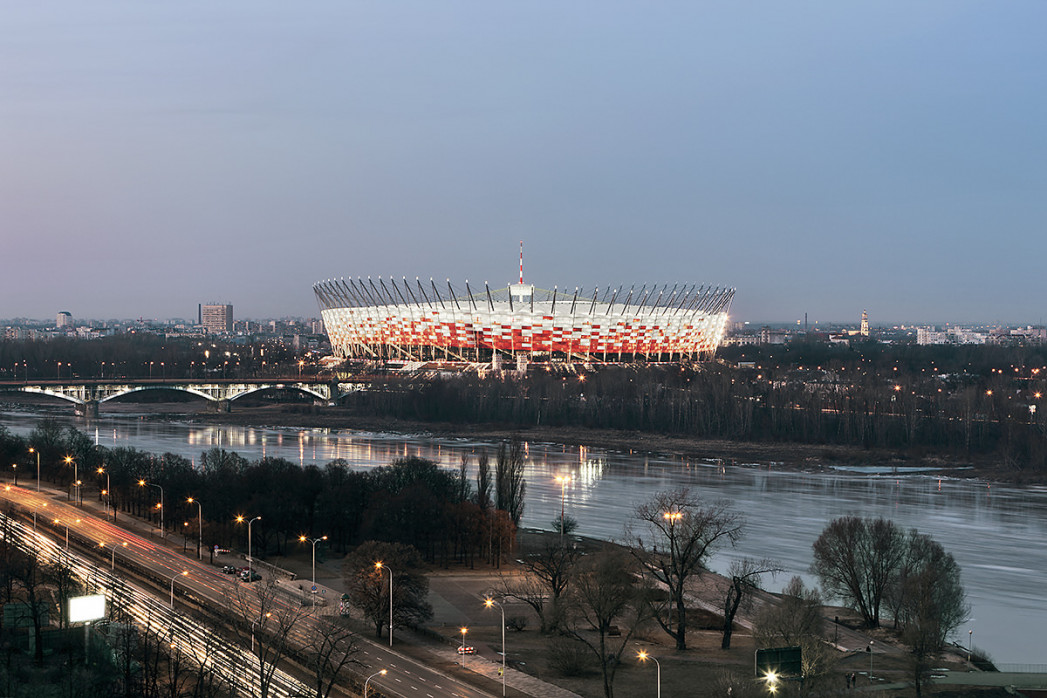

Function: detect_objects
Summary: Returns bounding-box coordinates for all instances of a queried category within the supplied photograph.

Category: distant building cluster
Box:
[916,325,1047,346]
[724,310,1046,348]
[2,306,328,353]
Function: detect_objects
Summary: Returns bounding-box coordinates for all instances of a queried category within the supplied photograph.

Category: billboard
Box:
[68,594,106,623]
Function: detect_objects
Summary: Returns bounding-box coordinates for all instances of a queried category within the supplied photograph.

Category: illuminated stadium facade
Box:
[314,276,733,365]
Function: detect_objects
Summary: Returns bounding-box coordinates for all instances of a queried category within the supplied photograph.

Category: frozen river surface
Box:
[3,405,1045,664]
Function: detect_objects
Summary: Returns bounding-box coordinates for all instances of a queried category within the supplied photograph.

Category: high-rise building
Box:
[860,310,869,337]
[56,311,72,328]
[199,304,233,334]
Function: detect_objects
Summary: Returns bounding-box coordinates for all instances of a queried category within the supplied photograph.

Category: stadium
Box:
[313,275,733,366]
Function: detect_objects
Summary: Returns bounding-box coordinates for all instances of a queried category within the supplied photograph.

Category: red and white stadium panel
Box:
[314,278,733,362]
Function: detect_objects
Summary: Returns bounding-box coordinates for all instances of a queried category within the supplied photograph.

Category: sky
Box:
[2,2,1046,325]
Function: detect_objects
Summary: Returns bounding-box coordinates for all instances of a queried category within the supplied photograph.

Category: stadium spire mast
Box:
[519,240,524,284]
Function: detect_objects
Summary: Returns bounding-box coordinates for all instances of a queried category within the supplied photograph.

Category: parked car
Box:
[222,565,238,574]
[240,570,262,582]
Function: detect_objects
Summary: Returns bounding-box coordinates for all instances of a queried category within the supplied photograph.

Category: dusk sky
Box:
[2,2,1045,325]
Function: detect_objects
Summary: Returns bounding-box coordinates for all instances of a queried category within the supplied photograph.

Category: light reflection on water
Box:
[3,405,1045,664]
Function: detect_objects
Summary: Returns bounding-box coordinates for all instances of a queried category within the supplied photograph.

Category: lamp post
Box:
[299,535,328,596]
[237,516,261,580]
[29,447,40,492]
[97,468,110,519]
[64,456,78,504]
[55,518,79,549]
[663,510,682,635]
[139,480,164,538]
[251,612,272,653]
[32,503,47,531]
[375,561,393,647]
[364,669,387,697]
[460,627,468,669]
[187,498,203,560]
[968,629,974,670]
[170,570,188,608]
[637,650,661,698]
[11,463,16,486]
[867,641,874,682]
[484,597,506,696]
[555,475,571,546]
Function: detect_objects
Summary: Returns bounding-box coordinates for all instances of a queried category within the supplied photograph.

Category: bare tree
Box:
[302,617,361,698]
[8,547,47,663]
[495,437,526,526]
[811,516,904,627]
[632,488,743,650]
[893,534,968,697]
[344,540,432,639]
[562,547,651,698]
[754,577,834,687]
[501,540,580,633]
[228,578,313,698]
[721,558,781,649]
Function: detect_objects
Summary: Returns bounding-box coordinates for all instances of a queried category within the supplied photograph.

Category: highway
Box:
[1,484,493,698]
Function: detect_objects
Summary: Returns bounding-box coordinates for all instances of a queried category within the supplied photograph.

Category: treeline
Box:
[0,419,526,566]
[343,342,1047,472]
[0,334,308,381]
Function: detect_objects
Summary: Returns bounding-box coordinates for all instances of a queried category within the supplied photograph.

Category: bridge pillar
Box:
[213,400,231,413]
[76,401,100,418]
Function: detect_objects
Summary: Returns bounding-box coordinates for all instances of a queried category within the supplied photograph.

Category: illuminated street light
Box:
[97,467,111,519]
[251,611,272,653]
[28,447,40,492]
[637,650,661,698]
[138,480,165,538]
[375,561,393,647]
[187,497,203,559]
[364,669,387,697]
[236,515,261,580]
[460,627,468,669]
[484,597,506,696]
[299,535,328,598]
[64,456,79,504]
[170,570,189,608]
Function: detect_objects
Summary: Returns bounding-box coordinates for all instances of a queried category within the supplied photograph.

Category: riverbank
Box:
[186,402,1008,480]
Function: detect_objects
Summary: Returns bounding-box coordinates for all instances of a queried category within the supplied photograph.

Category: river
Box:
[2,404,1044,664]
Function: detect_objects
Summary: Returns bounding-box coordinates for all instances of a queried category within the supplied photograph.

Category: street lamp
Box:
[170,570,188,608]
[364,669,387,697]
[867,641,874,682]
[375,561,394,647]
[10,463,16,486]
[251,611,272,653]
[32,503,47,531]
[637,650,661,698]
[139,480,165,538]
[555,475,571,546]
[662,510,682,635]
[102,541,128,570]
[460,627,468,668]
[64,456,79,504]
[187,498,203,560]
[968,629,974,670]
[299,535,328,597]
[236,515,261,580]
[28,447,40,492]
[484,597,506,696]
[54,518,80,549]
[97,468,110,519]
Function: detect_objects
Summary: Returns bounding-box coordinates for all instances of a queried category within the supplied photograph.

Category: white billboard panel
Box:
[68,594,106,623]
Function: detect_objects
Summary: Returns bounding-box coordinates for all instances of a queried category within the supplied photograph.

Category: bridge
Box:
[0,378,370,416]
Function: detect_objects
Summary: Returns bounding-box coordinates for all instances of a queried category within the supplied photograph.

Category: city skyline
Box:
[2,2,1045,324]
